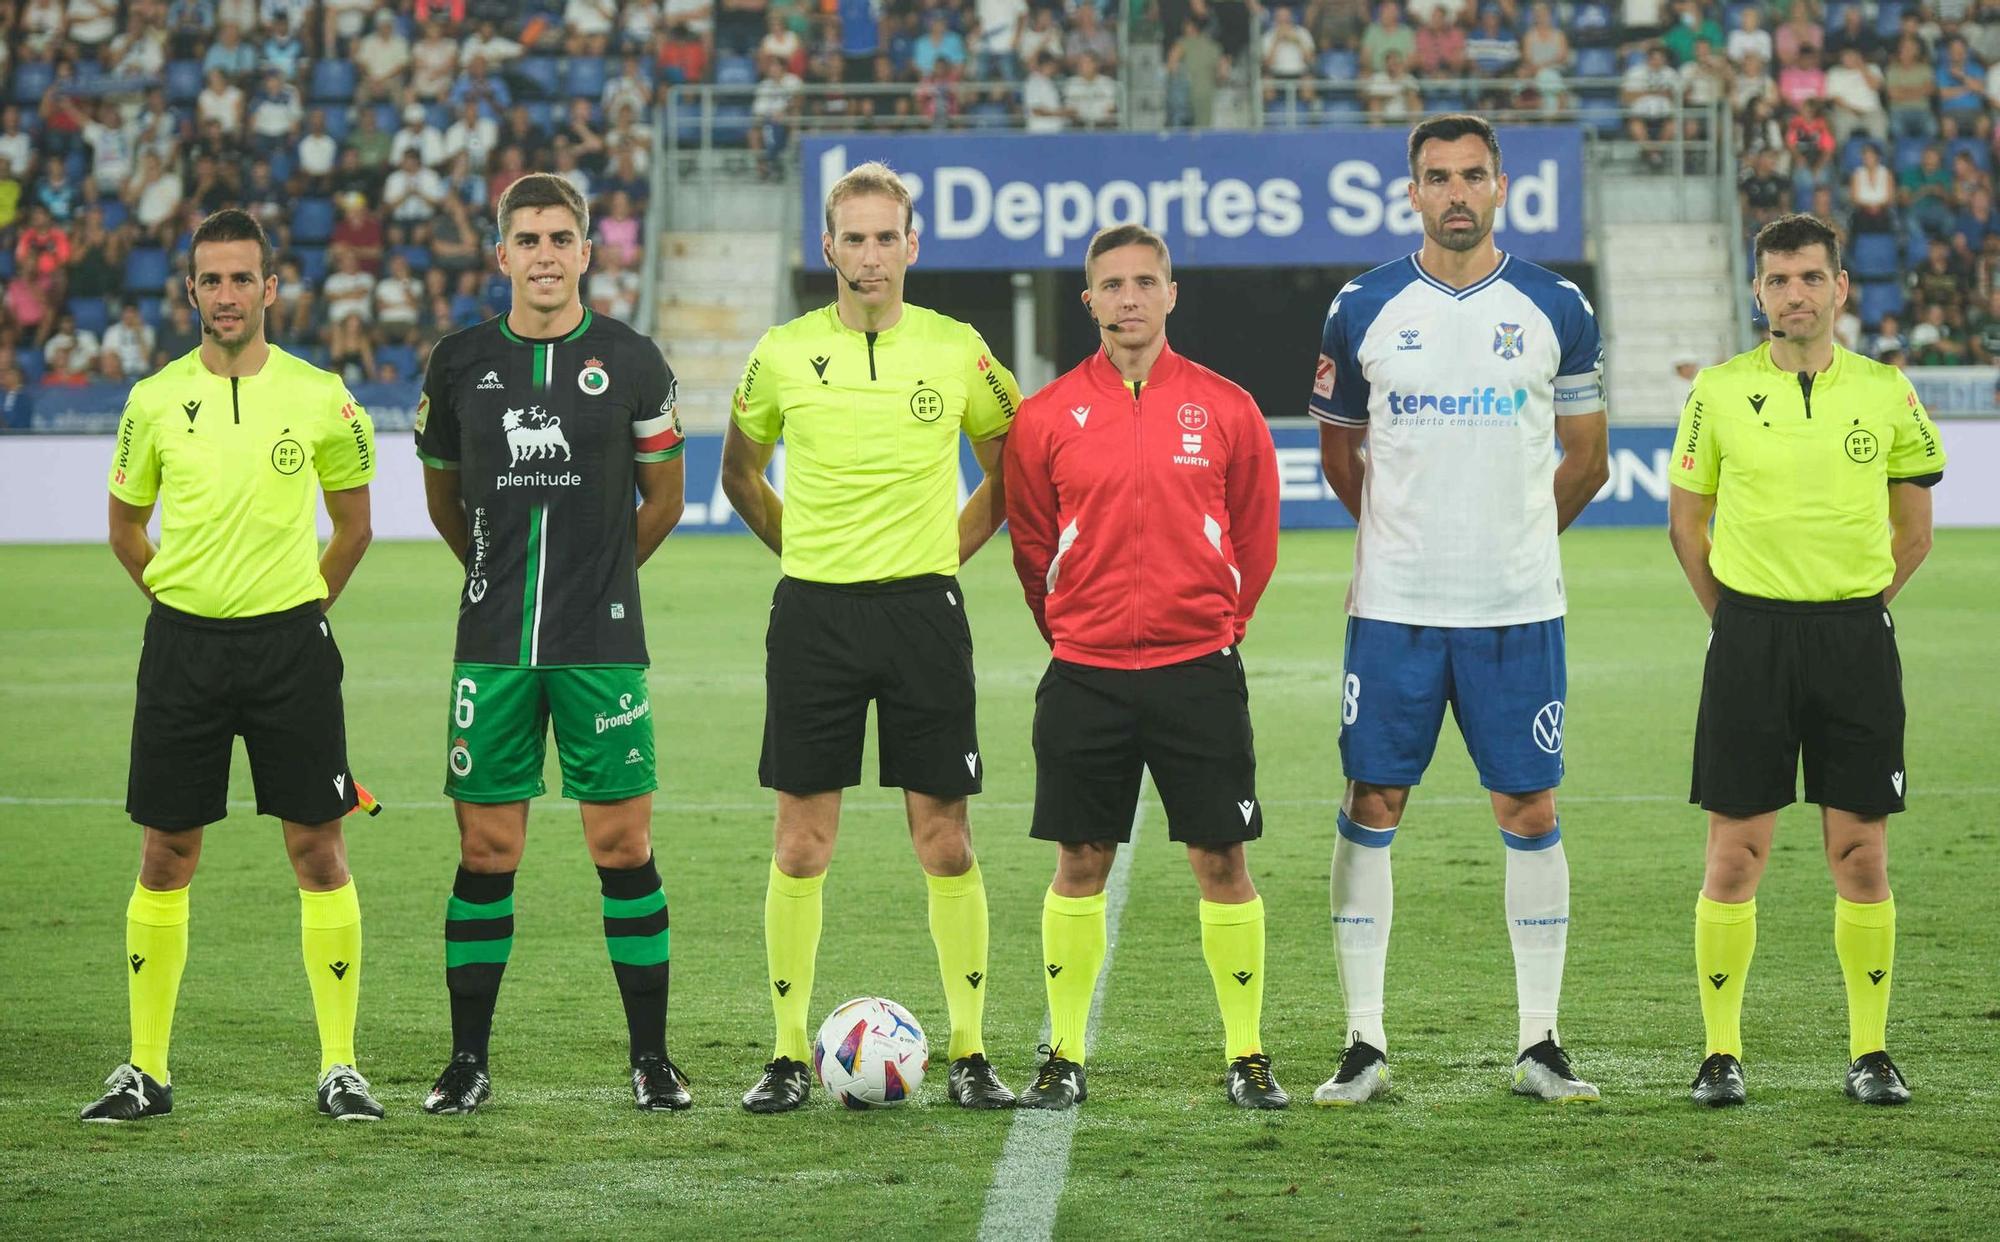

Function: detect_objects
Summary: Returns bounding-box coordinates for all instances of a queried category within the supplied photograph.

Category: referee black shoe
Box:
[422,1053,491,1115]
[80,1063,172,1122]
[1845,1051,1912,1106]
[947,1053,1016,1108]
[317,1064,385,1121]
[1690,1052,1747,1107]
[1226,1053,1290,1109]
[741,1056,811,1113]
[632,1055,693,1111]
[1015,1044,1086,1109]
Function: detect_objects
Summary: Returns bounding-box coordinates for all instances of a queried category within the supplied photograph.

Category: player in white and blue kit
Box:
[1306,116,1610,1105]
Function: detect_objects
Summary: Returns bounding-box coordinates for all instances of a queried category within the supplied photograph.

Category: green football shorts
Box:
[444,663,657,803]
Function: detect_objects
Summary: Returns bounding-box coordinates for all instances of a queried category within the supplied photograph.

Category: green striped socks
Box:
[445,868,515,1066]
[600,857,671,1066]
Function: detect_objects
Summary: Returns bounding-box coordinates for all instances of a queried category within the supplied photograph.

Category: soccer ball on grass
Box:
[812,996,929,1109]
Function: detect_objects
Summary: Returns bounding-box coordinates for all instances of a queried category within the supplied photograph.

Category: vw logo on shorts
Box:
[1532,701,1565,755]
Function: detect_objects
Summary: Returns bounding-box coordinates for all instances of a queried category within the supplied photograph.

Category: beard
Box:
[1427,211,1490,252]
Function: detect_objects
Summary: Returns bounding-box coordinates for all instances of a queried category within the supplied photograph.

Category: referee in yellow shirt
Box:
[81,210,382,1123]
[1669,214,1945,1109]
[720,161,1021,1112]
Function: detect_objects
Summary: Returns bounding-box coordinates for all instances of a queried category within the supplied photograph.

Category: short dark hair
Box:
[1407,114,1503,179]
[1084,223,1172,283]
[1753,213,1842,276]
[497,172,589,238]
[188,208,275,280]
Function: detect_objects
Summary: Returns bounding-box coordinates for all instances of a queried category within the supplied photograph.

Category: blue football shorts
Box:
[1336,616,1567,794]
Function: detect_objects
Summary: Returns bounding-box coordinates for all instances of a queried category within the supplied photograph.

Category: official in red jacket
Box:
[1003,223,1284,1111]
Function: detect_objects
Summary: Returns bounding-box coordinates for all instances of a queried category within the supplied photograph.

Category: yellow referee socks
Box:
[1835,894,1897,1061]
[300,881,362,1073]
[126,881,189,1083]
[1201,896,1266,1061]
[765,859,823,1063]
[1694,893,1756,1058]
[1042,888,1107,1062]
[927,861,990,1062]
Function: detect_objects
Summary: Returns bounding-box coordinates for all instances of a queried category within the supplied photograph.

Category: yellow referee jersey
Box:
[108,346,376,618]
[732,303,1020,584]
[1669,342,1946,601]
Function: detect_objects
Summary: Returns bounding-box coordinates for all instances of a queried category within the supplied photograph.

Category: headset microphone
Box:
[822,248,864,292]
[1768,327,1786,338]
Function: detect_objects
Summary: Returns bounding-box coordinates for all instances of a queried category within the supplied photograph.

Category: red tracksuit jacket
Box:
[1004,342,1280,670]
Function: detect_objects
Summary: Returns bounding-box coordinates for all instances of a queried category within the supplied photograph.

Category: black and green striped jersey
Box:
[415,310,684,666]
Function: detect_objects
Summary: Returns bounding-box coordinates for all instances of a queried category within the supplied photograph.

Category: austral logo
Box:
[478,371,505,390]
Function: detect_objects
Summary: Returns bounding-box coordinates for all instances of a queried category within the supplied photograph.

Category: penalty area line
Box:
[976,800,1144,1242]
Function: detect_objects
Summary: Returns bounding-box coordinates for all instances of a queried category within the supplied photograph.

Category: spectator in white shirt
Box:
[67,0,119,47]
[759,11,804,74]
[248,70,303,152]
[973,0,1027,81]
[411,18,461,100]
[1018,8,1064,70]
[44,313,102,377]
[1364,48,1422,119]
[374,252,423,338]
[1024,53,1067,133]
[322,246,375,324]
[100,301,155,378]
[1824,45,1888,145]
[750,54,802,179]
[126,150,184,235]
[1726,5,1772,67]
[298,110,338,187]
[0,107,34,179]
[197,69,246,136]
[602,55,653,122]
[109,12,168,78]
[621,1,663,50]
[82,100,136,194]
[444,100,499,171]
[391,103,446,168]
[383,149,447,229]
[1262,6,1318,105]
[564,0,617,57]
[1064,53,1119,128]
[461,20,523,67]
[354,10,412,102]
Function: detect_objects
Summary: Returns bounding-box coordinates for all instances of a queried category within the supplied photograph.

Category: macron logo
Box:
[1237,799,1256,824]
[333,774,346,797]
[1891,771,1905,796]
[1070,406,1090,427]
[964,752,979,776]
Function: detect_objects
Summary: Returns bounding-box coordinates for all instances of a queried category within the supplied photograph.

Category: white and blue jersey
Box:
[1309,252,1604,628]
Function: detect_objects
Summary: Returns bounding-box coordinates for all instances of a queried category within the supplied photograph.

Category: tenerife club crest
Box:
[1493,322,1525,360]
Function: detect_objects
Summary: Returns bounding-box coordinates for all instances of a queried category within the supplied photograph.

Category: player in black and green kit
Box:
[414,174,690,1113]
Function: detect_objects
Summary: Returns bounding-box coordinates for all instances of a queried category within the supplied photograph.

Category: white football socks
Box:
[1502,823,1571,1055]
[1331,811,1396,1053]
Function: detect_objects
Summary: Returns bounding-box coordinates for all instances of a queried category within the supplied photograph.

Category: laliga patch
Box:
[1313,355,1336,399]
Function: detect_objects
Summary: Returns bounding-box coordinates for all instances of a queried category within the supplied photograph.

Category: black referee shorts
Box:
[1030,648,1263,846]
[758,575,982,799]
[127,601,358,831]
[1691,586,1907,819]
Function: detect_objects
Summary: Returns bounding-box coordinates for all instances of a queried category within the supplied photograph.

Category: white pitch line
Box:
[976,804,1144,1242]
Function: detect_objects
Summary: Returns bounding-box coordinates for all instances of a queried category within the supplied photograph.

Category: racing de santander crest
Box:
[1493,323,1525,360]
[578,357,609,395]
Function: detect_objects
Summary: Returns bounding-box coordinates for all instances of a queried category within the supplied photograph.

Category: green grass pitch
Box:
[2,528,1997,1239]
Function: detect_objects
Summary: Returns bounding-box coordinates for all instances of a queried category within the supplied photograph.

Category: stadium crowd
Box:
[5,0,2000,426]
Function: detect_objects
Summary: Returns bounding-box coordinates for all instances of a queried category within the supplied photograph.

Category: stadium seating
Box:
[1849,233,1902,282]
[165,61,204,105]
[68,297,112,336]
[1575,47,1618,80]
[291,199,336,245]
[311,60,358,104]
[1858,281,1905,327]
[12,61,53,107]
[514,57,562,100]
[123,249,171,296]
[566,57,609,100]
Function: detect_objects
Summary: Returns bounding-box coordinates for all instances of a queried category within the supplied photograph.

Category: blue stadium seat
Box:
[1875,1,1909,36]
[296,245,329,284]
[63,151,88,184]
[450,292,484,324]
[515,56,561,98]
[166,60,204,104]
[566,57,609,99]
[124,248,170,294]
[376,344,419,378]
[1263,96,1305,129]
[1578,91,1623,137]
[1841,136,1881,174]
[672,92,704,145]
[267,150,295,183]
[1575,46,1617,78]
[0,248,12,279]
[1850,233,1902,281]
[1572,2,1613,34]
[1858,280,1904,327]
[1826,1,1859,29]
[311,60,358,103]
[1894,136,1931,174]
[1316,49,1358,80]
[19,349,45,383]
[294,343,331,368]
[1317,97,1366,126]
[394,244,431,272]
[12,61,54,106]
[137,296,163,327]
[322,106,354,139]
[1425,90,1468,112]
[711,102,753,147]
[69,297,112,335]
[964,99,1012,129]
[425,103,452,130]
[1948,137,1991,172]
[372,103,399,134]
[292,198,336,243]
[526,100,558,130]
[714,55,757,87]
